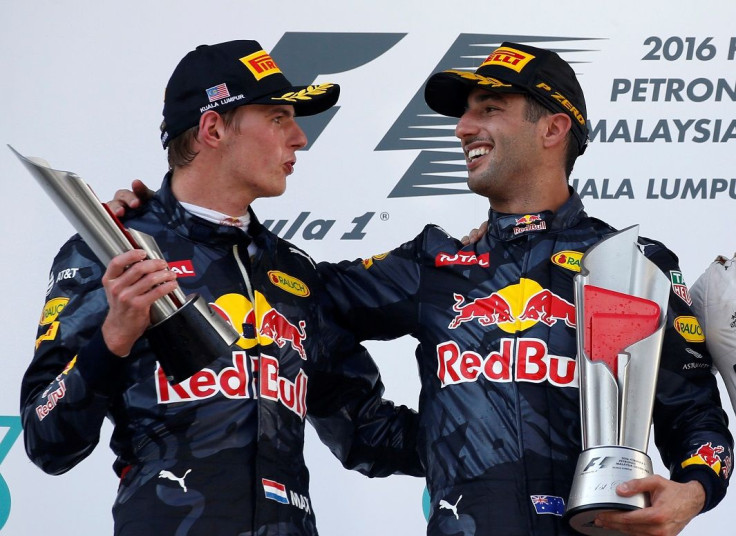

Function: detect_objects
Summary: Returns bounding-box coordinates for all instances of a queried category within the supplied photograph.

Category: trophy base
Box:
[565,446,652,536]
[147,294,240,384]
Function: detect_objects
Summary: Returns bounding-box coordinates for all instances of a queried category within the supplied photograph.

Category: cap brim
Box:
[254,83,340,116]
[424,70,521,118]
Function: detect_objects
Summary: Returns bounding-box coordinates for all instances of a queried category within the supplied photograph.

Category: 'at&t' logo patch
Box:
[674,315,704,343]
[670,270,692,305]
[551,251,583,273]
[480,46,535,73]
[240,50,282,80]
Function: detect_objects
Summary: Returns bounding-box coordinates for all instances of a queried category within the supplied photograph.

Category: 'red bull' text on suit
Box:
[320,189,733,536]
[21,175,422,536]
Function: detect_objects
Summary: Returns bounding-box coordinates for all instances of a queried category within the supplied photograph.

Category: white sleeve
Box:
[691,255,736,411]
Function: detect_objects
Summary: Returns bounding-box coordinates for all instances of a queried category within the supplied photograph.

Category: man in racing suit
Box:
[20,40,421,536]
[319,42,733,535]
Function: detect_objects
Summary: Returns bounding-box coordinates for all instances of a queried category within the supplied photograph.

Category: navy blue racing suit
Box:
[321,190,733,536]
[21,175,422,536]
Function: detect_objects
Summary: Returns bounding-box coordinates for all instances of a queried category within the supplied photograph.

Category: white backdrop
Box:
[1,1,735,534]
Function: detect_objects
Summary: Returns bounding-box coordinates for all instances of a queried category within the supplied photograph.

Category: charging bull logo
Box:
[681,442,727,476]
[260,309,307,360]
[518,289,576,328]
[448,279,576,333]
[449,293,514,329]
[209,293,309,360]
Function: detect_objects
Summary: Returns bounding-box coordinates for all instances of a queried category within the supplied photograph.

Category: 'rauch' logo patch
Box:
[551,251,583,272]
[40,297,69,325]
[674,315,704,343]
[268,271,310,297]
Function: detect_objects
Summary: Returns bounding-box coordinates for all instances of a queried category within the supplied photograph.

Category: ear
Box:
[542,113,572,149]
[196,110,225,149]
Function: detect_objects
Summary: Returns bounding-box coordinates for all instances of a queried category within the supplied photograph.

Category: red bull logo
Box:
[437,337,577,388]
[448,279,576,333]
[518,289,576,328]
[260,309,307,360]
[155,351,308,419]
[513,215,546,235]
[260,354,308,419]
[681,442,727,476]
[210,293,309,360]
[449,292,514,329]
[36,380,67,421]
[435,252,490,268]
[515,214,542,225]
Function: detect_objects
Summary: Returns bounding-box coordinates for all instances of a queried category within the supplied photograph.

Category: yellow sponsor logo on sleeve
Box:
[35,321,60,349]
[673,315,704,343]
[40,298,69,325]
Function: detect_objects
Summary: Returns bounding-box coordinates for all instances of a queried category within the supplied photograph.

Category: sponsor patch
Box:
[36,380,66,421]
[35,321,60,349]
[449,281,576,333]
[480,46,535,73]
[513,214,546,235]
[40,297,69,325]
[551,251,583,272]
[674,315,704,343]
[681,442,726,476]
[262,479,290,504]
[530,495,566,516]
[168,260,196,277]
[435,252,489,268]
[669,270,692,305]
[268,270,310,297]
[362,253,388,269]
[437,337,577,388]
[240,51,281,80]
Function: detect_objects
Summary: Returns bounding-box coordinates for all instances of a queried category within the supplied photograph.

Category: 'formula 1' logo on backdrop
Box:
[274,33,602,199]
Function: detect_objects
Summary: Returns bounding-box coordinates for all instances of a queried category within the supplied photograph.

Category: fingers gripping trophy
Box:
[10,146,240,384]
[564,225,671,535]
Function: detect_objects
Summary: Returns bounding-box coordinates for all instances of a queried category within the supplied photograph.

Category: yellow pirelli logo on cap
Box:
[481,47,535,73]
[240,51,282,80]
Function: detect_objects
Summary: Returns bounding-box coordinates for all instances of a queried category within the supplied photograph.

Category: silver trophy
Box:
[10,146,240,383]
[565,226,671,535]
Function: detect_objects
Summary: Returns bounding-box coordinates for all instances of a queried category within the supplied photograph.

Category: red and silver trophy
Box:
[11,146,240,383]
[565,226,671,535]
